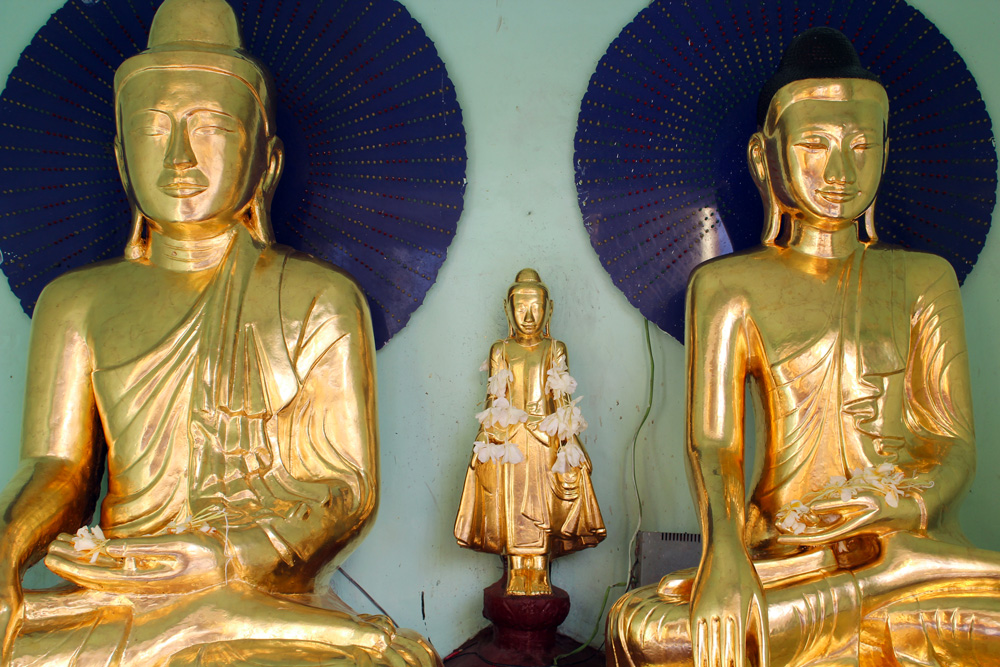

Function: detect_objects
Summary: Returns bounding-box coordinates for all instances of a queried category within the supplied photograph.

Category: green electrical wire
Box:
[550,580,626,667]
[551,318,656,666]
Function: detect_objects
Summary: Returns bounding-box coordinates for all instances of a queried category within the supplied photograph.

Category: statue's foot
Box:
[524,566,552,596]
[505,568,529,596]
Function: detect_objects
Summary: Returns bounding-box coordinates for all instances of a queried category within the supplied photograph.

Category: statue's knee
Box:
[607,585,692,667]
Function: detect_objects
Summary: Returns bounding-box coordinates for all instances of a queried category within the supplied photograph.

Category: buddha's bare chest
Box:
[741,275,855,363]
[86,271,211,368]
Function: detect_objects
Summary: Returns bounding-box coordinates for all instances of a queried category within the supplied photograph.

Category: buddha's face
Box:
[118,69,266,237]
[508,288,548,339]
[773,97,885,225]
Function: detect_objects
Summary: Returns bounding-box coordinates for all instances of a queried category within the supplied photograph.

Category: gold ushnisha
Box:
[607,26,1000,667]
[0,1,440,665]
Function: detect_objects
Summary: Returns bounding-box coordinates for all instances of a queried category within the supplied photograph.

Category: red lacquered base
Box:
[445,578,604,667]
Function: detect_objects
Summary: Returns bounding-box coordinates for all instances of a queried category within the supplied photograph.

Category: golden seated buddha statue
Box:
[607,27,1000,667]
[0,1,440,665]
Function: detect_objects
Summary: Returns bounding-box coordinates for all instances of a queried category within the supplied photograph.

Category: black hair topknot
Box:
[756,26,882,128]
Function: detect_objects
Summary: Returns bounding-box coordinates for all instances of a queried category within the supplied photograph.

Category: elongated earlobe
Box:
[124,208,147,261]
[504,298,514,338]
[247,136,284,246]
[116,136,149,261]
[863,200,878,244]
[748,133,781,246]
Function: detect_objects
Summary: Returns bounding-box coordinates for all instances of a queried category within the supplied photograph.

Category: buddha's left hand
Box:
[44,532,231,593]
[776,491,921,547]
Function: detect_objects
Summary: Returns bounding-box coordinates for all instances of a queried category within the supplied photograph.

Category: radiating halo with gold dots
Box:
[575,0,995,342]
[0,0,466,349]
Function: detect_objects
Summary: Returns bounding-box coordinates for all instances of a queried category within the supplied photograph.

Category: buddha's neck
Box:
[512,334,543,348]
[149,227,236,272]
[787,219,861,259]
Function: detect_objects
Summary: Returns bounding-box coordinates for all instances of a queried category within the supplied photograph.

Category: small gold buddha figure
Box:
[0,1,440,665]
[455,269,606,596]
[607,27,1000,667]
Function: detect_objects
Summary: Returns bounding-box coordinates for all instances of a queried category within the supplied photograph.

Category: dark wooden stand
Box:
[445,578,604,667]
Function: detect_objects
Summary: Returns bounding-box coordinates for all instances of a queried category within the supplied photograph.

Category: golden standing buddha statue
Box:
[455,269,605,596]
[607,27,1000,667]
[0,0,440,665]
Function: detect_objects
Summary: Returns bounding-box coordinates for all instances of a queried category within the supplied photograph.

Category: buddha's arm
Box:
[227,260,380,583]
[551,341,590,467]
[0,278,98,652]
[477,341,505,445]
[899,256,975,531]
[684,265,767,667]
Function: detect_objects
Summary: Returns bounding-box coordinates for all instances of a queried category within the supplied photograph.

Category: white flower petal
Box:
[499,442,524,465]
[539,413,560,437]
[551,450,569,474]
[473,441,493,463]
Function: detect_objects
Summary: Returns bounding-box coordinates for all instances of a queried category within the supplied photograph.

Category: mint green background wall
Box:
[0,0,997,655]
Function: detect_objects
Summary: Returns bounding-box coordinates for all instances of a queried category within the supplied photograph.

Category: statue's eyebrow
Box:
[183,107,237,121]
[126,108,169,126]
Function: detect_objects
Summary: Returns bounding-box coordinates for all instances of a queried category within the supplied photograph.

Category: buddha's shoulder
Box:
[34,258,132,313]
[866,243,959,289]
[275,247,368,313]
[687,246,779,289]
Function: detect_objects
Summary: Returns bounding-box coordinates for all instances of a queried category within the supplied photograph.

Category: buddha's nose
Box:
[164,122,197,170]
[824,143,856,185]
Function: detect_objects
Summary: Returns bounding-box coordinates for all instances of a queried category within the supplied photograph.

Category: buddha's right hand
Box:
[690,545,768,667]
[0,578,22,667]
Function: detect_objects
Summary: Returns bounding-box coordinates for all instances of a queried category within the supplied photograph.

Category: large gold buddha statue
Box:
[607,27,1000,667]
[0,1,440,665]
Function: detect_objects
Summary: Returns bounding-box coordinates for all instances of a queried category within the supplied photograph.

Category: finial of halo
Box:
[756,26,882,128]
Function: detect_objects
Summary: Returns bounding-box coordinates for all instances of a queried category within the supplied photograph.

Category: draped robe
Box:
[12,228,439,667]
[455,338,605,558]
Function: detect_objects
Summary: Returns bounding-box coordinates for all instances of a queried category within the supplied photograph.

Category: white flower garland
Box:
[774,463,934,535]
[71,507,230,570]
[474,353,590,473]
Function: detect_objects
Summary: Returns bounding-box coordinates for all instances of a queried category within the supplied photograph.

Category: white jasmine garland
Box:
[539,396,588,441]
[475,397,529,429]
[545,359,578,399]
[479,358,490,373]
[498,441,525,465]
[472,440,495,463]
[551,441,586,474]
[71,525,108,564]
[161,506,227,536]
[775,500,810,535]
[774,464,934,535]
[487,368,514,399]
[472,440,524,465]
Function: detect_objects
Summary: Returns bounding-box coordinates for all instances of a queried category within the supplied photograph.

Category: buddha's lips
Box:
[817,189,858,204]
[160,181,208,197]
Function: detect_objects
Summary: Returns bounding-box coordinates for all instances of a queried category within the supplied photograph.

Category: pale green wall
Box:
[0,0,997,656]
